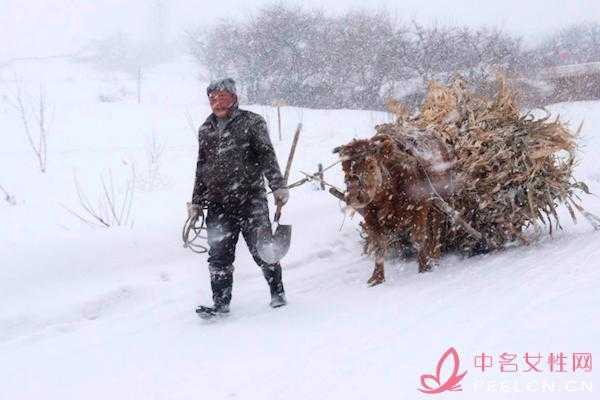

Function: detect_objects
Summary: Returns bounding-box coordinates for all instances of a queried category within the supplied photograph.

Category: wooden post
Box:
[136,66,142,104]
[317,163,325,190]
[277,106,282,141]
[329,187,345,201]
[272,99,288,141]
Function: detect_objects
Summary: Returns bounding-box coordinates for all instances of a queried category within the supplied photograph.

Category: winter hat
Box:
[207,78,237,96]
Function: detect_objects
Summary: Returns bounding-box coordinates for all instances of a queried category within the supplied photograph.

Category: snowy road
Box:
[1,61,599,399]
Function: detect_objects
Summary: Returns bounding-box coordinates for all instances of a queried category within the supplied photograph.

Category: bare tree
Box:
[189,5,530,110]
[406,22,455,84]
[62,167,136,228]
[188,4,412,109]
[409,23,521,82]
[78,31,168,104]
[534,22,600,68]
[0,184,16,206]
[452,26,523,97]
[397,22,525,107]
[139,131,167,191]
[184,109,199,137]
[4,76,52,173]
[316,10,411,109]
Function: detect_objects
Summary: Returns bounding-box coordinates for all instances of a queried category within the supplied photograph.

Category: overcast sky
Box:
[2,0,600,60]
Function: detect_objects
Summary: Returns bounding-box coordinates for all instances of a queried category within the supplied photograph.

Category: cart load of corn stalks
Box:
[377,77,600,253]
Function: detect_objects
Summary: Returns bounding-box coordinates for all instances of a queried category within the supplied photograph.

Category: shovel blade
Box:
[256,224,292,264]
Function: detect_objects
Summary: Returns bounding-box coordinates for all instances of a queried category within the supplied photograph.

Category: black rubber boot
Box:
[210,270,233,311]
[263,264,284,293]
[195,305,230,319]
[270,293,287,308]
[263,263,286,308]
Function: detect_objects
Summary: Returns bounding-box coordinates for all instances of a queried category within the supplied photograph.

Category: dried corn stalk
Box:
[375,76,596,253]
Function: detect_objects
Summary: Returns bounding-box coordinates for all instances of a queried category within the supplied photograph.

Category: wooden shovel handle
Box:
[274,200,284,223]
[283,123,302,183]
[274,123,302,223]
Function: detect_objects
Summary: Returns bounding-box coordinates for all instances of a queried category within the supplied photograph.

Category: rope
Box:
[421,167,483,241]
[181,158,347,253]
[182,209,209,254]
[299,171,344,193]
[268,159,343,194]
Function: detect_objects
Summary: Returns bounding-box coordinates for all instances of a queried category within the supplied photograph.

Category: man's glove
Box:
[273,188,289,205]
[187,202,202,221]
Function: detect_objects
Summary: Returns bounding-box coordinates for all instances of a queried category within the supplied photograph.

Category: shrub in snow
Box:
[0,184,16,206]
[62,167,136,228]
[4,76,52,173]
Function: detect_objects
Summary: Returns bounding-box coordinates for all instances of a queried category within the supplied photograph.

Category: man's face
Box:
[209,90,236,118]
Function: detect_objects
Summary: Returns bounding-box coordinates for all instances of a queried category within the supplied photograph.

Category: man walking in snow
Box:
[188,78,289,317]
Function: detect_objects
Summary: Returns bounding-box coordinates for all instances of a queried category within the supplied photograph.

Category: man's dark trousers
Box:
[206,196,284,308]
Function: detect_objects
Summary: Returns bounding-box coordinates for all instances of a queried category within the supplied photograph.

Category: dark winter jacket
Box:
[192,108,285,206]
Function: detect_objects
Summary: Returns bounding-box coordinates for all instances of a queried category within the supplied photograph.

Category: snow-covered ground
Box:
[1,60,599,399]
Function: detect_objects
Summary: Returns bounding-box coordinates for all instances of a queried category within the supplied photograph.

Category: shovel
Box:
[256,123,302,264]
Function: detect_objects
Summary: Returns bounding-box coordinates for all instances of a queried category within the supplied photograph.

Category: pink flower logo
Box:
[418,347,468,394]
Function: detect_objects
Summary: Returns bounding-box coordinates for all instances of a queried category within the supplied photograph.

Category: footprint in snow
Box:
[81,286,135,321]
[160,272,170,282]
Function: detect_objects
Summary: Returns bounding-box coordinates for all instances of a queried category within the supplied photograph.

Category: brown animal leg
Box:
[429,210,443,260]
[417,208,443,273]
[418,254,432,273]
[367,257,385,286]
[410,206,435,273]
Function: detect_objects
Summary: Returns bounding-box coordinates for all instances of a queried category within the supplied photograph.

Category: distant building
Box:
[540,62,600,103]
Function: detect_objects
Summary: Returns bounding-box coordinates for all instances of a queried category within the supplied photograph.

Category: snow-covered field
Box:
[1,60,599,399]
